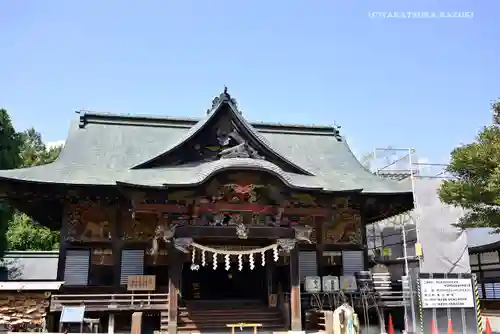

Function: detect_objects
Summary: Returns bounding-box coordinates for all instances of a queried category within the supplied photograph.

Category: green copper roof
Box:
[0,93,412,194]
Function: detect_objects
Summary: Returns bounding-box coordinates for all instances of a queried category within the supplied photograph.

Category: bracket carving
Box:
[277,238,296,252]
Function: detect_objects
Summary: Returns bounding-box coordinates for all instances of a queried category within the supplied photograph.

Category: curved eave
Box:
[340,139,413,194]
[118,159,360,193]
[467,228,500,253]
[469,242,500,254]
[131,100,314,176]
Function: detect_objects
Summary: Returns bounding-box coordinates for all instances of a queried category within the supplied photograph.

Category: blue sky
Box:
[1,0,498,165]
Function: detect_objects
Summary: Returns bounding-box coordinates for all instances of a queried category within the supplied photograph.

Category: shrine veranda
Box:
[0,89,414,333]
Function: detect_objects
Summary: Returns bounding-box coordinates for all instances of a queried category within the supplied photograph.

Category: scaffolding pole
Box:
[370,146,452,334]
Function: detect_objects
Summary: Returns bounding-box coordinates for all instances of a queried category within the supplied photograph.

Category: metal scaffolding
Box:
[365,147,454,333]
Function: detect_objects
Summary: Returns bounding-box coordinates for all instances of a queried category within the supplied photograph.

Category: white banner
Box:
[420,278,474,308]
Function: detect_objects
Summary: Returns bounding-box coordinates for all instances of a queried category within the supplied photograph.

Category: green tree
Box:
[5,127,62,251]
[0,109,23,259]
[439,100,500,229]
[19,127,62,167]
[6,212,60,251]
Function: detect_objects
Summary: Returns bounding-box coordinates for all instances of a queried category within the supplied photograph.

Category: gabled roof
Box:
[0,90,412,194]
[134,90,313,176]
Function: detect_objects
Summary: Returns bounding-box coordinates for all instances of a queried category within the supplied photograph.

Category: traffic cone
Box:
[430,319,438,334]
[387,314,395,334]
[447,319,454,334]
[486,317,492,334]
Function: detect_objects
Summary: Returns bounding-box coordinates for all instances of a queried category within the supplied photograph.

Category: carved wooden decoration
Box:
[291,216,317,243]
[323,208,362,244]
[146,249,169,266]
[91,248,113,265]
[66,203,114,242]
[120,211,159,241]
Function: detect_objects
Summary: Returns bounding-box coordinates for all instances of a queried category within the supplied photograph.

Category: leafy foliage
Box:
[19,128,62,167]
[6,212,60,251]
[0,109,62,254]
[0,109,22,258]
[439,100,500,229]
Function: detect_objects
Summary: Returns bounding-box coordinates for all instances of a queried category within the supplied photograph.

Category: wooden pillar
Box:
[168,247,182,334]
[266,251,276,306]
[315,216,324,276]
[359,199,370,270]
[108,313,115,334]
[290,246,302,332]
[113,205,124,288]
[131,312,142,334]
[56,205,70,281]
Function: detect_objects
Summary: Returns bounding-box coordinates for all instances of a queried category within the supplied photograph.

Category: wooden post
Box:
[56,205,70,281]
[168,247,182,334]
[113,205,123,288]
[108,313,115,334]
[315,216,324,277]
[359,198,370,270]
[266,251,276,306]
[131,312,142,334]
[290,246,302,332]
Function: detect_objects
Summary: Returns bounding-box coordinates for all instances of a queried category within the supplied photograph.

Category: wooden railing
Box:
[50,293,169,312]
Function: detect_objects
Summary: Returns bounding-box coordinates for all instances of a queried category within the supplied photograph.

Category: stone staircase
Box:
[178,300,285,333]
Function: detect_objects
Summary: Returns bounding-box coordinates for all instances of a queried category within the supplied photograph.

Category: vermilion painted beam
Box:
[133,203,329,217]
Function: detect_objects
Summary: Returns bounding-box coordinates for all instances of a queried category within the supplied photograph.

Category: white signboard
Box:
[322,276,340,292]
[340,275,358,292]
[420,278,474,309]
[304,276,321,293]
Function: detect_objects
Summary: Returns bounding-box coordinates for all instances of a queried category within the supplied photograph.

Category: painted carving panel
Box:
[65,203,114,242]
[323,208,362,244]
[120,211,160,241]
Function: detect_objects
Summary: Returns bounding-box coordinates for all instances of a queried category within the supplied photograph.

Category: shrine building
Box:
[0,89,413,333]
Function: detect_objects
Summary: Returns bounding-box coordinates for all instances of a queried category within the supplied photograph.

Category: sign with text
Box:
[420,278,474,308]
[127,275,156,291]
[304,276,321,293]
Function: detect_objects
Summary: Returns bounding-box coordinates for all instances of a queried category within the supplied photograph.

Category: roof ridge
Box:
[78,111,338,135]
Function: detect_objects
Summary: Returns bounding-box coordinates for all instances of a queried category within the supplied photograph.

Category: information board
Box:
[127,275,156,291]
[420,278,474,308]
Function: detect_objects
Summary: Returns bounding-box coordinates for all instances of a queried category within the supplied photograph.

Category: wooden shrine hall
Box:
[0,89,413,333]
